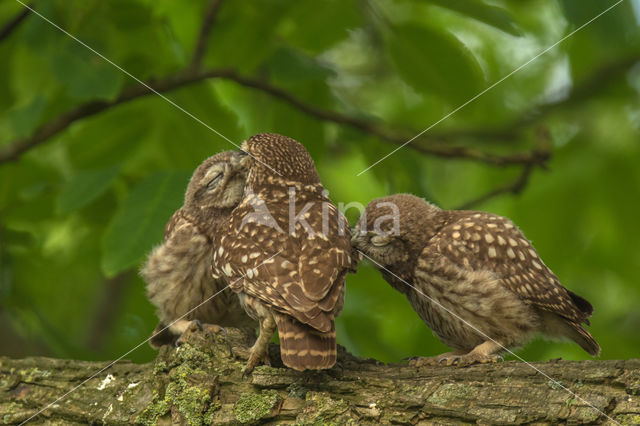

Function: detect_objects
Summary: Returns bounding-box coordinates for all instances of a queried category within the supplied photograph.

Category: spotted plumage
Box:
[352,194,599,366]
[142,151,255,347]
[213,133,352,373]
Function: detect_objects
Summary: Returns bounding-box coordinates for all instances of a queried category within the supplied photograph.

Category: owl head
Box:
[240,133,321,187]
[352,194,442,267]
[184,151,247,212]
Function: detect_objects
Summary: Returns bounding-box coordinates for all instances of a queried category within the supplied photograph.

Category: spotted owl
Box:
[142,151,256,348]
[352,194,599,366]
[212,133,352,373]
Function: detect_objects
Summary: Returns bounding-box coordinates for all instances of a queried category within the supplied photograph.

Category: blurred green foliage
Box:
[1,0,639,364]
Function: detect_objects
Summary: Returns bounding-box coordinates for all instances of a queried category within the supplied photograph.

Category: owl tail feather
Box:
[569,321,601,357]
[274,313,336,371]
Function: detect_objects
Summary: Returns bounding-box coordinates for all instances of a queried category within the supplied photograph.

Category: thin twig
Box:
[454,126,551,209]
[0,69,229,163]
[190,0,224,70]
[0,2,32,43]
[455,163,535,210]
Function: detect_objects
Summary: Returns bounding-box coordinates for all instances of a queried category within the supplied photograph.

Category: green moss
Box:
[152,360,168,375]
[547,380,564,390]
[165,378,212,425]
[616,414,640,424]
[2,402,20,423]
[138,392,170,426]
[297,392,354,425]
[18,367,50,382]
[427,383,474,405]
[287,383,308,399]
[627,379,640,395]
[233,390,280,424]
[203,400,222,425]
[139,343,222,425]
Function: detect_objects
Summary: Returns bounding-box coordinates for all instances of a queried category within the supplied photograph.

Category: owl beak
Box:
[237,150,251,169]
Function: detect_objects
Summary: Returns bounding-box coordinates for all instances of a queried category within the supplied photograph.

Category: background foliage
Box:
[1,0,639,364]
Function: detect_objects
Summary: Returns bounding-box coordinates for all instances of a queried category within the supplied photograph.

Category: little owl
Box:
[213,133,352,373]
[142,151,255,348]
[352,194,599,366]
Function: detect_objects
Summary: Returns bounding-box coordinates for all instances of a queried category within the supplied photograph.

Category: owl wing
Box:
[163,208,187,241]
[297,203,352,304]
[424,211,591,325]
[212,203,338,333]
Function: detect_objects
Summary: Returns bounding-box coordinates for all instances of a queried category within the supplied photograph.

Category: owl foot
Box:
[444,341,504,367]
[202,323,227,335]
[241,345,271,377]
[442,352,502,367]
[175,320,226,346]
[407,351,465,367]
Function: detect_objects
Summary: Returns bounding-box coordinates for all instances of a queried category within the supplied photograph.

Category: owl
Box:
[212,133,352,373]
[352,194,599,366]
[142,151,255,348]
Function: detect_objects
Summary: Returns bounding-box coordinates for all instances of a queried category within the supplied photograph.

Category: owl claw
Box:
[202,324,226,335]
[174,320,227,346]
[174,320,203,346]
[451,353,502,367]
[408,351,464,367]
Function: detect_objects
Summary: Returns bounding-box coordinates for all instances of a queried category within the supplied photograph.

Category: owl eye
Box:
[206,172,223,189]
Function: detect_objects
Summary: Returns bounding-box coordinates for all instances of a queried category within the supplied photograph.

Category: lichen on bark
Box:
[1,327,639,424]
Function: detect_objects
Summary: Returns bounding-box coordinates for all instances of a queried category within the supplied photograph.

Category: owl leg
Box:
[243,314,276,375]
[408,350,466,367]
[442,341,503,367]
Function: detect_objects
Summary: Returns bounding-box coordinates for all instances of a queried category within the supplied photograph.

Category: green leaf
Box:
[56,165,121,214]
[101,170,190,277]
[386,24,485,105]
[278,0,363,53]
[205,1,291,73]
[49,41,124,101]
[427,0,522,36]
[0,95,45,141]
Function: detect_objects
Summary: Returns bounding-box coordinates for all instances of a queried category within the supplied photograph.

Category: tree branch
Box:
[455,163,534,210]
[454,127,552,209]
[1,329,638,424]
[0,69,546,166]
[2,54,636,166]
[0,3,32,43]
[190,0,224,70]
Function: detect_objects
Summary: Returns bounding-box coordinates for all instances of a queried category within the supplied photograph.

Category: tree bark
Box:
[1,328,638,425]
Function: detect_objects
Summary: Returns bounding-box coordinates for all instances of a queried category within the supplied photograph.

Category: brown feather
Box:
[274,312,337,371]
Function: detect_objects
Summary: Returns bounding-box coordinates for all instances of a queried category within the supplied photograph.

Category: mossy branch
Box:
[1,328,639,424]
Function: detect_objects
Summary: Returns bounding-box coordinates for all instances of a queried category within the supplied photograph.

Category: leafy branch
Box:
[1,0,637,203]
[0,2,32,43]
[0,66,545,166]
[190,0,224,70]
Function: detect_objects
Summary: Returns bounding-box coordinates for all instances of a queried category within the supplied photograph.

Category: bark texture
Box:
[1,328,639,425]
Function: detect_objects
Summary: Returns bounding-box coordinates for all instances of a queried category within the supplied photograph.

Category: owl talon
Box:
[202,324,226,335]
[408,351,465,367]
[174,320,203,346]
[452,353,502,367]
